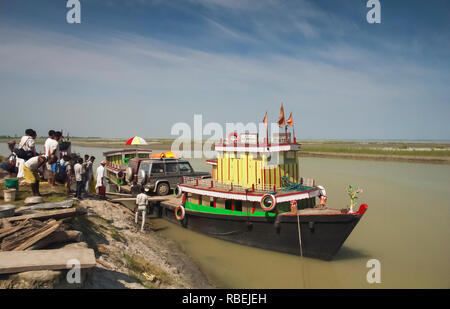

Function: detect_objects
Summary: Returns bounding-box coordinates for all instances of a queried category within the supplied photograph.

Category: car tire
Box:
[156,182,170,196]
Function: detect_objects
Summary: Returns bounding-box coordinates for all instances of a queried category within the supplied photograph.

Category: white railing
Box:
[181,177,280,193]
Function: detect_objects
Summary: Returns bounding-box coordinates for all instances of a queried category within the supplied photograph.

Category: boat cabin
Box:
[103,149,153,168]
[179,132,321,216]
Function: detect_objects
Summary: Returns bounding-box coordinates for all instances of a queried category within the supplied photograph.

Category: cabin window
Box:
[198,195,202,206]
[298,198,316,210]
[151,163,165,174]
[234,200,243,212]
[225,200,233,210]
[277,202,291,213]
[210,197,215,207]
[284,152,296,164]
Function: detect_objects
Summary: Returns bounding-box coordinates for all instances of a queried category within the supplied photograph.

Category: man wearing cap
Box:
[95,160,107,195]
[134,187,149,231]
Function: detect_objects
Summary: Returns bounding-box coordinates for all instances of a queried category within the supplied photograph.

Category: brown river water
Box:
[2,144,449,288]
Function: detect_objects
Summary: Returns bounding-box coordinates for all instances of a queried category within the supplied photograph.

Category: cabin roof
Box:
[103,149,152,156]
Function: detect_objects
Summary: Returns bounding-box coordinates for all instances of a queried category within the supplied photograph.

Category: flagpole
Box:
[293,125,296,143]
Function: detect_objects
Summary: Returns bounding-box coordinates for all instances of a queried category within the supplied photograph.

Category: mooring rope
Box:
[296,211,303,257]
[296,209,307,289]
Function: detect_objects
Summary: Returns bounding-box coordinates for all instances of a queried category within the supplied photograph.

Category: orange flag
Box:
[287,112,293,127]
[263,111,268,126]
[278,104,286,127]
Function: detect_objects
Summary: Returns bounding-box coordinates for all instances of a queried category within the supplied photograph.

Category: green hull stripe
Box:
[185,201,276,217]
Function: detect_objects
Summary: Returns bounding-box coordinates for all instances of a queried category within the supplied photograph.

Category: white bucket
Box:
[3,189,16,202]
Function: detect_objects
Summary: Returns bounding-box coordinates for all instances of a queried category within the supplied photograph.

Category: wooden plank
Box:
[0,248,96,274]
[13,220,62,251]
[16,200,74,212]
[1,220,55,251]
[105,192,133,197]
[3,208,86,223]
[29,230,82,250]
[109,197,168,202]
[0,220,30,240]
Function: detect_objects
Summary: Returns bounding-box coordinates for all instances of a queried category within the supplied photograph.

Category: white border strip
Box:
[215,144,300,153]
[180,186,320,203]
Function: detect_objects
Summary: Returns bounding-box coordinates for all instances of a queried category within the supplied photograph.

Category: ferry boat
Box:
[103,149,152,185]
[162,119,368,260]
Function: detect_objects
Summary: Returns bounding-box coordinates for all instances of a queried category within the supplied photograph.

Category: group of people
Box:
[2,129,107,199]
[71,154,106,200]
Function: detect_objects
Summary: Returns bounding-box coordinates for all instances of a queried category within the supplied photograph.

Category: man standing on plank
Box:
[134,187,149,231]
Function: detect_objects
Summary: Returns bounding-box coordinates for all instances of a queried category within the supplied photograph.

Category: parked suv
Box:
[125,158,210,195]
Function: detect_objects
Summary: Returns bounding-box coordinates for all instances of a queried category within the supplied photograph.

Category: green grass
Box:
[300,141,450,157]
[123,253,173,288]
[2,138,449,158]
[0,181,70,207]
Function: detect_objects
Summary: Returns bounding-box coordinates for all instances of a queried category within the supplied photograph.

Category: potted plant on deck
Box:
[346,185,363,213]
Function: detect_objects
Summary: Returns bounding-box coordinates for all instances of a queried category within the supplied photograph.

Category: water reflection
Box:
[2,143,449,288]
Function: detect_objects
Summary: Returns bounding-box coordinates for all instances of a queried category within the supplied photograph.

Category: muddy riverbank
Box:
[0,188,214,288]
[76,199,214,289]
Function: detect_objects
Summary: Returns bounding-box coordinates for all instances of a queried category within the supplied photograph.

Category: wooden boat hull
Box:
[159,204,367,260]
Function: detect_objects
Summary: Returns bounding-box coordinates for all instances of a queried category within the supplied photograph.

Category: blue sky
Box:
[0,0,449,140]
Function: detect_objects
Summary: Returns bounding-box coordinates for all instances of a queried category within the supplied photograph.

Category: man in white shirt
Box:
[95,160,106,196]
[17,129,36,160]
[44,130,60,187]
[74,158,84,200]
[44,130,55,157]
[134,187,149,231]
[19,129,36,153]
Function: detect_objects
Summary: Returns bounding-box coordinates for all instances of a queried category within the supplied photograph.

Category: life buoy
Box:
[260,194,276,211]
[175,205,186,221]
[174,185,183,198]
[317,185,327,206]
[227,132,240,144]
[317,185,326,197]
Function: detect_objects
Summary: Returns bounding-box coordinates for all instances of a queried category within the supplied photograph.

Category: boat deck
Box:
[181,178,315,197]
[296,208,344,215]
[105,192,346,216]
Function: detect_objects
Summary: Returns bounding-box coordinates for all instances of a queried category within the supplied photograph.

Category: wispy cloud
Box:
[1,24,448,139]
[0,0,449,139]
